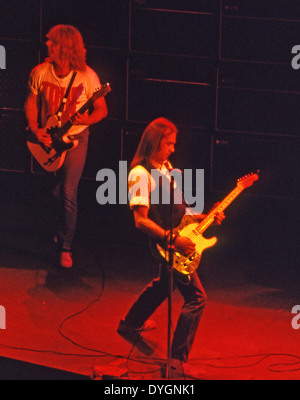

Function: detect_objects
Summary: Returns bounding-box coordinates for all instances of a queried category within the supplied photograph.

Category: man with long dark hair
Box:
[117,117,225,378]
[25,25,108,268]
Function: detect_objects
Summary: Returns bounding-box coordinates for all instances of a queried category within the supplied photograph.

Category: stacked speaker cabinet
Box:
[213,0,300,201]
[211,0,299,276]
[124,0,220,177]
[0,0,40,173]
[1,0,299,198]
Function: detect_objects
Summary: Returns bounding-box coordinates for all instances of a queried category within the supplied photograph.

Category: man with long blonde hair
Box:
[25,25,108,268]
[118,117,225,379]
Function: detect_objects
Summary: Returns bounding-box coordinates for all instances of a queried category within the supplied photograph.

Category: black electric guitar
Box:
[27,83,111,172]
[156,172,259,276]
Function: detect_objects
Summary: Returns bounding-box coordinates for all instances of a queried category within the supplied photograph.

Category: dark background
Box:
[0,0,299,287]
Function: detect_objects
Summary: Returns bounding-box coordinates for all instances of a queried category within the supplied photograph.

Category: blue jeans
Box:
[122,262,207,362]
[53,128,89,251]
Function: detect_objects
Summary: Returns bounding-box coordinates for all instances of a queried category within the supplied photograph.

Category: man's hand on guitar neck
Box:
[210,202,226,226]
[71,96,108,126]
[71,111,90,126]
[191,203,225,226]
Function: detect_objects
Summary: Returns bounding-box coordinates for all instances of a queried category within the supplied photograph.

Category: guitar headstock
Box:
[237,171,259,189]
[92,83,111,101]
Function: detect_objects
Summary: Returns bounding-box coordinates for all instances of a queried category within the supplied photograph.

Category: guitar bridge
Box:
[44,152,59,166]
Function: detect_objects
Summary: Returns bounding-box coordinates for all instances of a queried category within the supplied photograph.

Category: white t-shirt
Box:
[128,162,199,216]
[128,162,173,209]
[28,62,101,136]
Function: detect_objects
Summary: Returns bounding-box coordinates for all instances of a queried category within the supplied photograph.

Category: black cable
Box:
[267,356,300,373]
[124,331,165,376]
[0,240,166,370]
[56,241,164,370]
[190,352,300,372]
[56,239,119,357]
[3,239,300,376]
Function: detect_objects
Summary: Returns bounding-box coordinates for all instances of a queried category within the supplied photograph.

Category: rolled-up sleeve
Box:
[128,166,150,209]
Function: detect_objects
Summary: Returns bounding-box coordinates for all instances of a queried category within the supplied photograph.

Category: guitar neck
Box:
[195,186,243,235]
[59,97,94,136]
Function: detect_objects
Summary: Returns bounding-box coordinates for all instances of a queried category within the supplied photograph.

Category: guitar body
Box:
[27,115,78,172]
[157,219,218,276]
[26,84,111,172]
[156,172,259,276]
[27,141,66,172]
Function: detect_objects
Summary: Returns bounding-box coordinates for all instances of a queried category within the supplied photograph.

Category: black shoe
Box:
[161,359,206,380]
[117,318,156,334]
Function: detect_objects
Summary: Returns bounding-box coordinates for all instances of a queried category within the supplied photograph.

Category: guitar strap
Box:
[56,71,77,121]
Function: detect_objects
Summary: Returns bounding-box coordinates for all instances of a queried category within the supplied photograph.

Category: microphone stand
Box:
[166,176,175,380]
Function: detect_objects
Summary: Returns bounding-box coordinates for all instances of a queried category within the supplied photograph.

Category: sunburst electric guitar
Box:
[27,83,111,172]
[157,172,259,276]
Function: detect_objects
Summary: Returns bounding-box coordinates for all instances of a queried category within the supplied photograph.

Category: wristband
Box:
[165,231,178,244]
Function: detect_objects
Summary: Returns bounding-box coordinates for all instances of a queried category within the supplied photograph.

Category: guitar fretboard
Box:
[59,98,94,136]
[57,84,110,137]
[195,186,243,235]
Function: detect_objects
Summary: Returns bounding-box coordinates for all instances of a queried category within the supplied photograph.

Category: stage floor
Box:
[0,178,299,380]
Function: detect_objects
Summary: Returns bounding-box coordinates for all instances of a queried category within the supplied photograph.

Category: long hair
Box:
[131,117,177,170]
[46,25,87,71]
